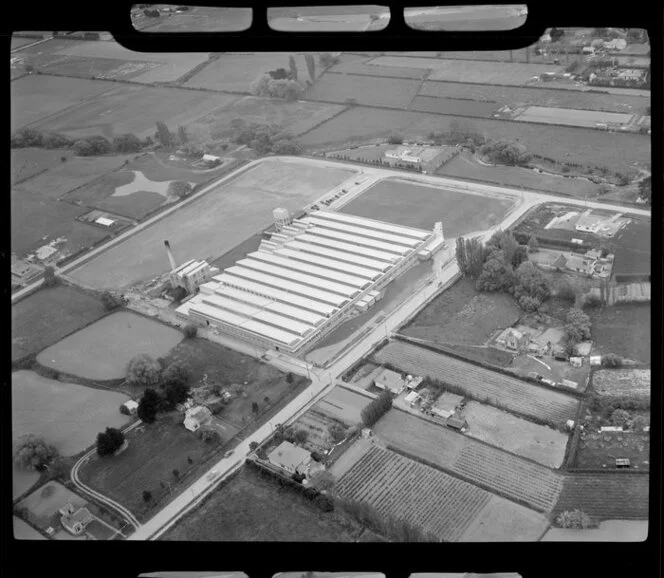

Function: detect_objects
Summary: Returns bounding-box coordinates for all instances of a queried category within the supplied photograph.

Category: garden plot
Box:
[68,158,356,289]
[314,386,372,426]
[292,410,345,453]
[374,341,580,425]
[305,74,422,109]
[593,369,650,399]
[461,401,569,468]
[12,370,131,456]
[335,445,492,542]
[37,311,183,380]
[574,431,649,470]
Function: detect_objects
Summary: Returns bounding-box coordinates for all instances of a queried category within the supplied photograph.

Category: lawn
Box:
[306,74,422,109]
[161,465,361,541]
[461,401,569,468]
[11,148,75,186]
[552,473,649,520]
[419,80,650,114]
[299,106,650,170]
[410,96,498,117]
[135,6,252,32]
[437,151,598,197]
[29,84,236,140]
[16,481,87,533]
[12,370,131,456]
[574,431,649,470]
[515,106,635,129]
[10,74,114,130]
[13,517,46,540]
[78,413,221,520]
[68,158,356,289]
[588,303,650,363]
[185,53,324,93]
[340,177,514,235]
[11,284,107,361]
[402,277,522,346]
[161,338,309,430]
[611,220,651,281]
[37,311,183,380]
[541,519,648,542]
[314,385,373,426]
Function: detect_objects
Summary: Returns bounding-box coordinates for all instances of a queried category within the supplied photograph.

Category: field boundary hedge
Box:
[297,104,351,139]
[563,399,588,470]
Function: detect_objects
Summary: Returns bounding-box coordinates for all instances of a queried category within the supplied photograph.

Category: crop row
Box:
[335,446,491,541]
[552,473,649,520]
[375,342,579,423]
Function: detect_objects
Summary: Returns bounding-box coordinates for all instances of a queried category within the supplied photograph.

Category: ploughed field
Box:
[374,341,579,425]
[373,410,564,513]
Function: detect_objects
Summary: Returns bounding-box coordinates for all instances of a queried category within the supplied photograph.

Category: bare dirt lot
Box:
[68,158,356,289]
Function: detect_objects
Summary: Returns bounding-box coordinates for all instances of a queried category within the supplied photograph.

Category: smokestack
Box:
[164,240,177,271]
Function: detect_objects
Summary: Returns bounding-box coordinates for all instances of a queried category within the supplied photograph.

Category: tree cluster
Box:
[168,181,193,199]
[565,307,592,344]
[230,119,303,155]
[638,176,651,203]
[361,391,393,427]
[96,427,125,457]
[480,140,533,166]
[250,70,304,101]
[13,435,59,472]
[318,53,341,69]
[100,290,126,311]
[455,237,487,279]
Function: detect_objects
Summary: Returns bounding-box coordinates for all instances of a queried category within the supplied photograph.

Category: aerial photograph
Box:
[11,4,650,544]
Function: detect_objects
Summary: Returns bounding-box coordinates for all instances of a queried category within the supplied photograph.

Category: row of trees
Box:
[229,118,303,155]
[480,140,533,167]
[10,128,151,156]
[360,391,393,427]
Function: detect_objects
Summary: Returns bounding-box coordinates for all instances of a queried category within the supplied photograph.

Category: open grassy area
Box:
[402,277,522,346]
[11,284,107,361]
[162,338,309,429]
[327,60,428,79]
[306,74,422,109]
[590,304,650,364]
[37,311,183,380]
[341,178,514,236]
[611,220,651,281]
[162,465,361,541]
[13,516,46,540]
[299,106,650,171]
[11,148,75,186]
[68,158,356,289]
[135,6,252,32]
[12,370,131,456]
[541,519,648,542]
[78,413,220,520]
[410,96,498,117]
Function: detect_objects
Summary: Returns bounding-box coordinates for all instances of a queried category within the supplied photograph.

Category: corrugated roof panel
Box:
[298,234,398,263]
[315,210,430,239]
[201,293,263,317]
[253,310,314,336]
[302,216,421,247]
[305,227,410,255]
[277,247,382,279]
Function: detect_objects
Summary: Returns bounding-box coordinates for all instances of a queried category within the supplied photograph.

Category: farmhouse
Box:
[373,367,405,394]
[183,406,213,432]
[496,327,529,351]
[268,440,312,474]
[177,210,438,354]
[431,391,464,419]
[59,503,93,536]
[404,390,420,407]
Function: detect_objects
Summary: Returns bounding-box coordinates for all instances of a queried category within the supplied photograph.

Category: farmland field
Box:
[314,386,373,426]
[410,96,498,117]
[574,431,650,470]
[419,81,650,115]
[299,106,650,170]
[11,284,107,361]
[68,158,357,289]
[327,61,427,79]
[269,13,378,32]
[374,341,580,424]
[402,277,522,346]
[593,369,650,398]
[515,106,635,128]
[13,517,46,540]
[184,53,324,93]
[33,54,162,81]
[541,519,648,542]
[28,84,236,140]
[335,444,493,541]
[373,409,564,512]
[11,148,75,185]
[612,220,651,281]
[11,188,110,258]
[458,495,550,542]
[162,465,361,541]
[135,6,252,32]
[11,36,42,50]
[306,74,422,109]
[340,178,514,235]
[552,473,649,520]
[405,5,526,32]
[37,311,183,380]
[461,401,569,468]
[12,370,131,455]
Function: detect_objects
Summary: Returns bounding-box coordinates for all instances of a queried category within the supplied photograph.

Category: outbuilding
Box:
[122,400,139,415]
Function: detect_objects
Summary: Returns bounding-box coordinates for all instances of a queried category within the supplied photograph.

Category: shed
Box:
[267,440,311,474]
[183,405,212,432]
[561,379,578,389]
[373,368,404,394]
[95,216,115,227]
[122,400,139,415]
[404,390,420,406]
[35,245,58,261]
[569,356,584,367]
[590,355,603,366]
[446,416,468,431]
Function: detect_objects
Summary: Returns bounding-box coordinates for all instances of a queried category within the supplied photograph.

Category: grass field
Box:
[299,106,650,170]
[410,96,498,117]
[162,465,361,541]
[11,188,110,258]
[458,494,549,542]
[419,80,650,115]
[162,338,309,429]
[306,74,421,109]
[553,473,649,520]
[340,178,514,235]
[10,75,114,130]
[37,311,183,380]
[373,409,564,512]
[314,386,373,426]
[77,414,219,520]
[612,220,651,280]
[135,6,252,32]
[11,284,107,361]
[68,158,356,289]
[13,466,40,501]
[13,516,46,540]
[11,36,42,50]
[541,519,648,542]
[437,151,598,197]
[17,481,87,532]
[375,341,579,425]
[574,431,650,470]
[185,53,324,93]
[33,54,162,81]
[28,84,236,140]
[327,61,428,79]
[461,401,569,468]
[11,148,75,185]
[402,277,522,346]
[269,13,376,31]
[515,106,635,128]
[592,369,650,398]
[12,369,131,456]
[405,5,526,31]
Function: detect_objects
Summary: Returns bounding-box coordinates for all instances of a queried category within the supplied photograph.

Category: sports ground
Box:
[68,159,356,289]
[514,106,635,129]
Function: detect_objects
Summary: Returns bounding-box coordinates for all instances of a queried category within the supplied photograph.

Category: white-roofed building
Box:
[169,259,220,294]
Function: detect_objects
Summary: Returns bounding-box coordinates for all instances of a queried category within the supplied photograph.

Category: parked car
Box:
[224,450,234,459]
[206,469,218,480]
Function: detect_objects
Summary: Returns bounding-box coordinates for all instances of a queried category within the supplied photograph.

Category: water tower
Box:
[273,207,291,232]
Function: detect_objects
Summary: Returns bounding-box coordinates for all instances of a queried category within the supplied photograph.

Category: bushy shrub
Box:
[112,133,142,153]
[361,391,393,427]
[100,290,125,311]
[199,429,220,443]
[42,132,73,149]
[183,323,197,338]
[126,354,162,386]
[387,133,403,145]
[610,408,631,427]
[583,293,603,309]
[11,128,44,148]
[601,353,623,367]
[556,280,577,302]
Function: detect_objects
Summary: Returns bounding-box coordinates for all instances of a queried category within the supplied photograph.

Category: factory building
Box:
[176,209,442,354]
